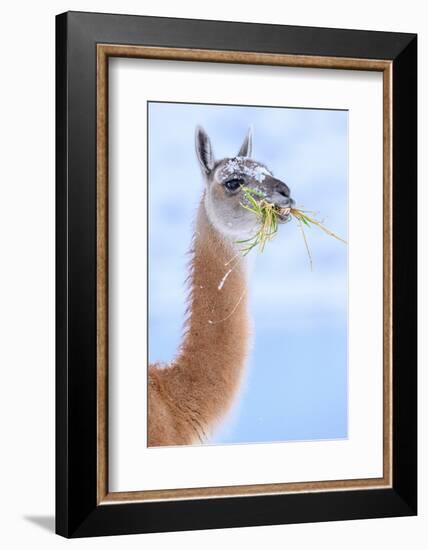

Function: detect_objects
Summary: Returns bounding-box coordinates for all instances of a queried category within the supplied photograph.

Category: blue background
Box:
[148,101,348,444]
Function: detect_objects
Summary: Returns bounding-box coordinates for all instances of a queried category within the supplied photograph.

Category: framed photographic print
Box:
[56,11,417,538]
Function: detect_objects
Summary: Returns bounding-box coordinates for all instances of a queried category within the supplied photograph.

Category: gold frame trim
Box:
[96,44,393,505]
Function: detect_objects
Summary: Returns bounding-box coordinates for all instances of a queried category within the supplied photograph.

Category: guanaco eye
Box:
[224,178,244,192]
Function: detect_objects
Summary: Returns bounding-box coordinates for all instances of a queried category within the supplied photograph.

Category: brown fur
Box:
[148,198,250,446]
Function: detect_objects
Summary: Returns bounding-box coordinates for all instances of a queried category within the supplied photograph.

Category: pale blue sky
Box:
[148,101,348,444]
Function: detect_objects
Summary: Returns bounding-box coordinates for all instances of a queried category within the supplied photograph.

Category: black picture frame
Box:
[56,11,417,538]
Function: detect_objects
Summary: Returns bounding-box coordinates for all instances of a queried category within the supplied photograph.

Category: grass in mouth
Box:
[237,186,347,268]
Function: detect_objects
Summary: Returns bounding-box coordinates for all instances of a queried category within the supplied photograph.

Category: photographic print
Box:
[57,14,417,536]
[108,57,384,493]
[148,101,348,447]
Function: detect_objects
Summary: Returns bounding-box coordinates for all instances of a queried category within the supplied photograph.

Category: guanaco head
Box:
[195,126,294,240]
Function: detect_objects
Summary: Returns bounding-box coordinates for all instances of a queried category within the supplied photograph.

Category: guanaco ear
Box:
[195,126,215,175]
[237,127,252,157]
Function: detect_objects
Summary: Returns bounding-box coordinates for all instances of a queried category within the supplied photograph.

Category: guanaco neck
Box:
[161,198,251,434]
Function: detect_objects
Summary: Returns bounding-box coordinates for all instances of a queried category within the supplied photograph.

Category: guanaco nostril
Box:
[278,188,289,198]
